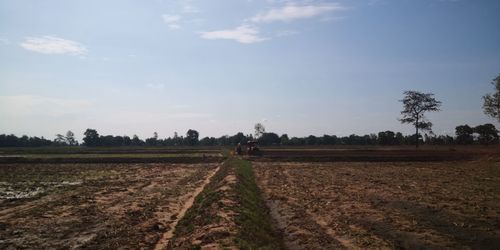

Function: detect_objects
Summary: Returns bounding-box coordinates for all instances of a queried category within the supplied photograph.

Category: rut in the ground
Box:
[154,165,221,250]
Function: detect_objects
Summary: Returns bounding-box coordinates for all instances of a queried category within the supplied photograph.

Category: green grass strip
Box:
[232,158,284,250]
[169,157,283,249]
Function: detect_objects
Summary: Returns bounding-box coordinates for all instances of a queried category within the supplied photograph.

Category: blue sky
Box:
[0,0,499,140]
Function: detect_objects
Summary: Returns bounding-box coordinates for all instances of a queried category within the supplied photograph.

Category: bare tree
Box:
[482,74,500,122]
[254,123,265,139]
[65,130,76,146]
[399,91,442,148]
[54,134,66,145]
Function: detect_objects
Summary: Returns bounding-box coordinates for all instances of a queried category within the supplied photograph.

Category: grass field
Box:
[0,146,498,249]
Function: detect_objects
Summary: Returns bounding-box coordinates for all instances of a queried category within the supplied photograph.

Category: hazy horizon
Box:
[1,0,499,141]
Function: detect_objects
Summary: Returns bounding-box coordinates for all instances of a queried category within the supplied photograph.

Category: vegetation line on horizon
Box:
[1,73,499,148]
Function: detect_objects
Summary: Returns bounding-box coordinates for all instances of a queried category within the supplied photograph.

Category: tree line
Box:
[0,123,497,147]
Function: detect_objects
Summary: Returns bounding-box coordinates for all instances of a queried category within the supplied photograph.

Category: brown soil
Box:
[255,146,500,162]
[154,165,220,250]
[254,160,500,249]
[0,163,218,249]
[0,156,224,164]
[168,162,240,249]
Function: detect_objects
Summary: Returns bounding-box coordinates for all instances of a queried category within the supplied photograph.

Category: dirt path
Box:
[154,165,221,250]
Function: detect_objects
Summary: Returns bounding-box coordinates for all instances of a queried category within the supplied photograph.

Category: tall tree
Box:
[455,125,474,144]
[254,123,265,139]
[54,134,66,145]
[186,129,199,146]
[83,129,100,147]
[399,91,442,148]
[378,131,396,145]
[474,124,499,144]
[65,130,76,146]
[280,134,290,145]
[482,74,500,122]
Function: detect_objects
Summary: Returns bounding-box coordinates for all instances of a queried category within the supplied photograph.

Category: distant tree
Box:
[123,136,132,146]
[83,129,100,146]
[322,134,338,145]
[172,132,183,146]
[146,132,159,146]
[231,132,247,145]
[395,132,404,145]
[65,130,77,146]
[186,129,199,146]
[289,137,305,146]
[474,124,499,144]
[280,134,290,145]
[254,123,265,139]
[455,125,474,144]
[217,135,230,146]
[305,135,318,145]
[378,131,396,145]
[259,132,280,145]
[99,135,116,146]
[0,134,52,147]
[54,134,66,145]
[399,91,442,148]
[433,135,454,145]
[482,74,500,122]
[200,136,217,146]
[112,136,124,146]
[131,135,143,146]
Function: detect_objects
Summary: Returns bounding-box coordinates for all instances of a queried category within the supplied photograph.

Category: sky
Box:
[0,0,499,141]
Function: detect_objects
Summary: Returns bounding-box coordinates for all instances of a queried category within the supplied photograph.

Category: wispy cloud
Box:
[20,36,87,55]
[147,83,166,90]
[162,14,182,30]
[200,25,267,44]
[250,3,345,23]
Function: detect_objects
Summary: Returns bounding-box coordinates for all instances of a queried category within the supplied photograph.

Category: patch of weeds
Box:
[232,158,284,249]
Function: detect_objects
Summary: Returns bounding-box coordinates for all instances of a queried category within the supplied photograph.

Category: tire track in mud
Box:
[154,164,221,250]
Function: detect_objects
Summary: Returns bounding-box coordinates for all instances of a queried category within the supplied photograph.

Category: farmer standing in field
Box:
[236,143,242,155]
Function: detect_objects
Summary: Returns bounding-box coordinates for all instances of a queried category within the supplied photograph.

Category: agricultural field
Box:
[0,162,219,249]
[0,146,499,249]
[253,158,500,249]
[0,147,223,164]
